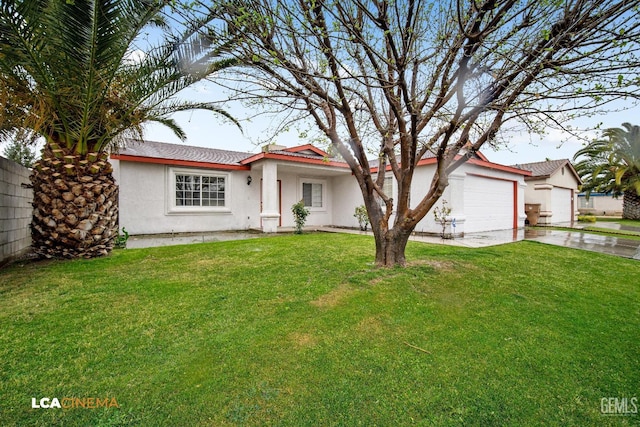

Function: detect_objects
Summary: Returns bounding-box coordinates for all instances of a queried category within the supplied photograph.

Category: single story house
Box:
[577,192,623,216]
[109,140,531,236]
[512,159,581,224]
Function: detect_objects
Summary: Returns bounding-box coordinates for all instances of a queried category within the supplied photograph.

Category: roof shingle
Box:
[117,139,252,166]
[512,159,570,178]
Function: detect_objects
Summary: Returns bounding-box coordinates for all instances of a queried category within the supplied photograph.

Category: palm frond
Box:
[574,123,640,196]
[146,116,187,141]
[0,0,241,155]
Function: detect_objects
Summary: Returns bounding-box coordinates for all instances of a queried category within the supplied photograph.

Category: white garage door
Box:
[551,187,572,223]
[464,176,514,233]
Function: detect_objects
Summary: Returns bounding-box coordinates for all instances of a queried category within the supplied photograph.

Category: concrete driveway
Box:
[524,228,640,260]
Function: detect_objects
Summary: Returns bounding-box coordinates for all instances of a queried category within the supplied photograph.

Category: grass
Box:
[1,233,639,426]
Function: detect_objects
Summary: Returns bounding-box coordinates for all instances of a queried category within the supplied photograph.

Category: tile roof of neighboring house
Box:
[512,159,582,183]
[115,139,252,166]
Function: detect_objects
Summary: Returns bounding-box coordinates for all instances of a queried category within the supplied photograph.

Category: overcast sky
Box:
[2,82,636,167]
[142,79,640,167]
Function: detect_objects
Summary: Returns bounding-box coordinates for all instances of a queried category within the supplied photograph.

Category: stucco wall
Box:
[112,159,261,235]
[547,164,580,188]
[0,156,32,264]
[577,194,623,216]
[277,170,335,227]
[330,162,527,235]
[113,157,527,236]
[524,167,580,224]
[330,174,365,229]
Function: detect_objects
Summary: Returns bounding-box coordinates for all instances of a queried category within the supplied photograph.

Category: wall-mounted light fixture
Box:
[247,175,252,186]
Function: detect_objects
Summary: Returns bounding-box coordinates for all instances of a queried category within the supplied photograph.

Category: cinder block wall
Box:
[0,156,33,265]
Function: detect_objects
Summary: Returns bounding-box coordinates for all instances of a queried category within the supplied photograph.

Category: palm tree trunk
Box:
[622,190,640,220]
[30,148,119,258]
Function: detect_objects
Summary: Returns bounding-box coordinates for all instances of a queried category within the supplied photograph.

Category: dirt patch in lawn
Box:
[288,332,318,348]
[356,316,385,337]
[309,284,355,308]
[406,259,458,271]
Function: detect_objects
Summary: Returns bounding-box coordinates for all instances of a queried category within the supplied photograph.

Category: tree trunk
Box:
[622,189,640,220]
[373,227,413,267]
[30,149,119,259]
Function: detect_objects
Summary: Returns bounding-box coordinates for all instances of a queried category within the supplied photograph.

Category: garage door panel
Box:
[551,188,571,223]
[464,177,513,233]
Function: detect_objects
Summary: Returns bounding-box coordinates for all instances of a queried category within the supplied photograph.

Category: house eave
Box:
[371,156,532,176]
[240,152,351,169]
[110,154,251,171]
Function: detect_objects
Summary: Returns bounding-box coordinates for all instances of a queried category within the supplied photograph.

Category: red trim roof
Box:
[111,140,528,176]
[240,151,350,168]
[282,144,330,157]
[370,155,531,176]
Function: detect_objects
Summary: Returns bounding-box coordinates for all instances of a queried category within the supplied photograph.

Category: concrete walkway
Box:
[315,227,527,248]
[125,230,264,249]
[127,227,528,250]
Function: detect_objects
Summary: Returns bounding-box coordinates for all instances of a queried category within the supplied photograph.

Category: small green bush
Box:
[433,200,453,239]
[353,205,370,231]
[291,200,310,234]
[114,227,129,249]
[577,215,597,223]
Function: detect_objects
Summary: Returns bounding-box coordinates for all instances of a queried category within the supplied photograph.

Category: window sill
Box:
[167,207,232,215]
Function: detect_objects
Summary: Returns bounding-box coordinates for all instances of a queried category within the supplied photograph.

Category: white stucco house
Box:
[513,159,582,224]
[577,192,623,216]
[110,140,531,236]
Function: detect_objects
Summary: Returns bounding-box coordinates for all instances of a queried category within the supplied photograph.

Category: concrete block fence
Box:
[0,156,33,265]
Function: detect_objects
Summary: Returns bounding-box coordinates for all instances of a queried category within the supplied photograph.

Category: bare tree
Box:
[193,0,640,266]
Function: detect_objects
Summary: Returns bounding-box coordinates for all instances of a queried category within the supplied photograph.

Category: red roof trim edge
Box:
[371,156,531,176]
[240,152,350,168]
[282,144,330,157]
[110,154,250,171]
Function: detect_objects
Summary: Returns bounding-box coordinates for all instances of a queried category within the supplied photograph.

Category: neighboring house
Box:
[513,159,582,224]
[110,140,530,236]
[576,192,623,216]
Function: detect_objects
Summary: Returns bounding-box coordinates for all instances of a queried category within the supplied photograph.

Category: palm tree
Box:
[573,123,640,220]
[0,0,237,258]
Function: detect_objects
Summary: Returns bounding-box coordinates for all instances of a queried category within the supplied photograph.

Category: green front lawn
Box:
[1,234,639,426]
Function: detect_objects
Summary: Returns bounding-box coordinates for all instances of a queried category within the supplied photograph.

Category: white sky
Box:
[3,80,637,167]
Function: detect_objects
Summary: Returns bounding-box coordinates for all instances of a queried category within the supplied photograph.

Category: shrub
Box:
[578,214,597,223]
[433,200,453,239]
[291,200,310,234]
[353,205,370,231]
[114,227,129,249]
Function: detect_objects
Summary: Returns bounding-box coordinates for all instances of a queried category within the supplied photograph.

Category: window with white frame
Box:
[173,172,226,208]
[302,182,323,207]
[578,196,594,209]
[375,175,394,207]
[382,175,393,197]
